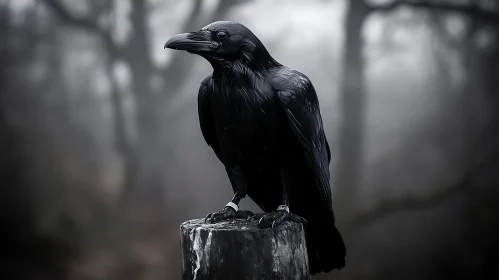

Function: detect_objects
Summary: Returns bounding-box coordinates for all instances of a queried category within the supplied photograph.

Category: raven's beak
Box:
[164,32,212,52]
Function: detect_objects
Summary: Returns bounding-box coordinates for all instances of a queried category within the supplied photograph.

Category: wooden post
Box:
[180,218,309,280]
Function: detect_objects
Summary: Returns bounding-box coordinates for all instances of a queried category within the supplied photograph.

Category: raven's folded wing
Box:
[276,77,333,209]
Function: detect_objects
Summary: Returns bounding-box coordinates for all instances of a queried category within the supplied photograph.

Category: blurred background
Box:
[1,0,499,279]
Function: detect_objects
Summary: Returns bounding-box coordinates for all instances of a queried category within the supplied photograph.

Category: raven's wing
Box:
[198,76,222,161]
[273,70,332,209]
[326,137,331,163]
[271,69,345,273]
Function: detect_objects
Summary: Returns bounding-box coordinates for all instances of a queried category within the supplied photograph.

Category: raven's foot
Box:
[247,213,266,222]
[257,205,307,229]
[204,207,254,223]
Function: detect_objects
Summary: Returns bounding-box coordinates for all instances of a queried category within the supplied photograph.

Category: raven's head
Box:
[164,21,276,69]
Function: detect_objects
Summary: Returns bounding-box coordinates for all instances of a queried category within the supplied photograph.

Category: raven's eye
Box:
[216,30,227,40]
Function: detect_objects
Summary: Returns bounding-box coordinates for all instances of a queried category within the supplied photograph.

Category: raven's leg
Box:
[205,164,254,223]
[257,167,307,229]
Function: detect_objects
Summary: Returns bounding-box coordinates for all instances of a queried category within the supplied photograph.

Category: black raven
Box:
[165,21,346,274]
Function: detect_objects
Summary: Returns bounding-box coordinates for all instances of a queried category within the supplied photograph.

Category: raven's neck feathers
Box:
[208,38,280,77]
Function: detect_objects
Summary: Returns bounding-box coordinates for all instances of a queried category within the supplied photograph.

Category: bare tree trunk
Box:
[106,58,139,206]
[336,0,499,227]
[120,0,167,206]
[334,0,370,224]
[458,17,498,275]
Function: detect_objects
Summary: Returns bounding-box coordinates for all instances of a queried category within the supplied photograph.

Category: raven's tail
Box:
[306,210,346,275]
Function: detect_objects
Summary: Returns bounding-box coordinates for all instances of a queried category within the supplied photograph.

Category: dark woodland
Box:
[1,0,498,279]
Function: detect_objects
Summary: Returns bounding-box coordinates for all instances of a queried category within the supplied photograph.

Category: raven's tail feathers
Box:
[306,211,346,275]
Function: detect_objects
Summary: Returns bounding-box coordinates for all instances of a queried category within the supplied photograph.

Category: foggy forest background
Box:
[1,0,499,279]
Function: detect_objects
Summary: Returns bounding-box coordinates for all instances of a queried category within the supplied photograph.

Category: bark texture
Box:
[180,218,309,280]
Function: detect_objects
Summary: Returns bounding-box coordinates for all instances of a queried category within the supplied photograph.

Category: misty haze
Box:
[1,0,498,279]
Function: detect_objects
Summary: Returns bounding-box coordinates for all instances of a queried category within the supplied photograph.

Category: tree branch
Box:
[352,153,499,226]
[42,0,123,59]
[367,0,499,24]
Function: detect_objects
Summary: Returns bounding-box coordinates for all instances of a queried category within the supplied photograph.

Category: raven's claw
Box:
[204,212,214,223]
[257,210,307,229]
[247,213,265,222]
[237,210,256,219]
[204,208,254,223]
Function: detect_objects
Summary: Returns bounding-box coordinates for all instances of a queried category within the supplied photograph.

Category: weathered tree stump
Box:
[180,218,309,280]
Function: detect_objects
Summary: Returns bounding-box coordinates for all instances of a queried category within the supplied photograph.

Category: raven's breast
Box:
[211,87,284,168]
